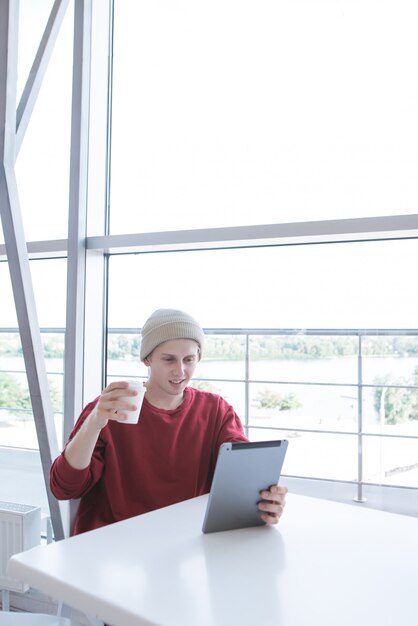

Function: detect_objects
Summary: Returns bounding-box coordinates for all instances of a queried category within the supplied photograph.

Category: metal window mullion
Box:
[63,0,93,536]
[82,0,112,407]
[244,334,250,435]
[0,0,65,540]
[354,334,367,502]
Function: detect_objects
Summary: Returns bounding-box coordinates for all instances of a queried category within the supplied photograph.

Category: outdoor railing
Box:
[1,327,418,503]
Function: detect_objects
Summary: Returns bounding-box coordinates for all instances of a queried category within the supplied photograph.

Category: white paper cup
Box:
[118,380,145,424]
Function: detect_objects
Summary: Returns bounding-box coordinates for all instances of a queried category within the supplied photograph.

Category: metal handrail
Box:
[1,326,418,498]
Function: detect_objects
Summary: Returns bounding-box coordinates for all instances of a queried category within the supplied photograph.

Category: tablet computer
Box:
[202,439,288,533]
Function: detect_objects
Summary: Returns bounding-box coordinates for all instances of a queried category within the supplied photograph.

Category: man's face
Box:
[144,339,200,397]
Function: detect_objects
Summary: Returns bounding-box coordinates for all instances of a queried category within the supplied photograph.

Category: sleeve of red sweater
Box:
[50,398,106,501]
[214,400,249,454]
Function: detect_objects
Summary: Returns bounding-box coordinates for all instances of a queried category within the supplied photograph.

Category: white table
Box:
[7,493,418,626]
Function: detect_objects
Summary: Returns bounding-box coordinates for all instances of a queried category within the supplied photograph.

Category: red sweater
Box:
[50,386,248,534]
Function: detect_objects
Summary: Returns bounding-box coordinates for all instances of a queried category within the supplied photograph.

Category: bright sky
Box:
[110,0,418,232]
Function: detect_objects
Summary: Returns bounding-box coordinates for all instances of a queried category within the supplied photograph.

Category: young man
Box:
[50,309,287,534]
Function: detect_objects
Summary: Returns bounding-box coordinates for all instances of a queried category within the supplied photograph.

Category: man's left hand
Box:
[258,484,288,525]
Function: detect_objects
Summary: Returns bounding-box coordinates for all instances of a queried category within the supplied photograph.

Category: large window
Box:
[106,242,418,492]
[0,259,67,439]
[0,259,66,516]
[13,0,73,243]
[106,239,418,329]
[1,0,417,551]
[110,0,418,233]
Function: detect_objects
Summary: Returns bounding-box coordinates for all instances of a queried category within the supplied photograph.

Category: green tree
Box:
[0,372,31,418]
[0,373,62,420]
[0,334,23,356]
[131,337,141,357]
[43,335,65,358]
[279,392,302,411]
[374,367,418,425]
[190,380,221,394]
[253,387,302,411]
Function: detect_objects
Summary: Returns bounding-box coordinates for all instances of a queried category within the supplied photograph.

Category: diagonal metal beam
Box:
[15,0,69,157]
[0,0,65,541]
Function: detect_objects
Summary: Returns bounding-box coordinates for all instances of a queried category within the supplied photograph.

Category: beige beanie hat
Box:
[140,309,205,361]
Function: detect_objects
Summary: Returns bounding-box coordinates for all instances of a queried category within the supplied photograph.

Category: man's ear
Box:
[143,357,151,366]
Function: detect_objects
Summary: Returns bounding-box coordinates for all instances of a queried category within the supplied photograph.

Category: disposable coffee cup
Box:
[118,380,145,424]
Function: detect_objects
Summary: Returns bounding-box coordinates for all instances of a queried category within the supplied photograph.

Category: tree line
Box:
[1,332,418,361]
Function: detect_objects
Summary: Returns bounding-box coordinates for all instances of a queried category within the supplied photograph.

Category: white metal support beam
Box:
[64,0,95,536]
[81,0,112,405]
[85,214,418,254]
[0,0,65,541]
[64,0,92,443]
[1,214,418,261]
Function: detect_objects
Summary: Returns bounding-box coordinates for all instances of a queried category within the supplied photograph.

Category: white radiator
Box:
[0,501,41,593]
